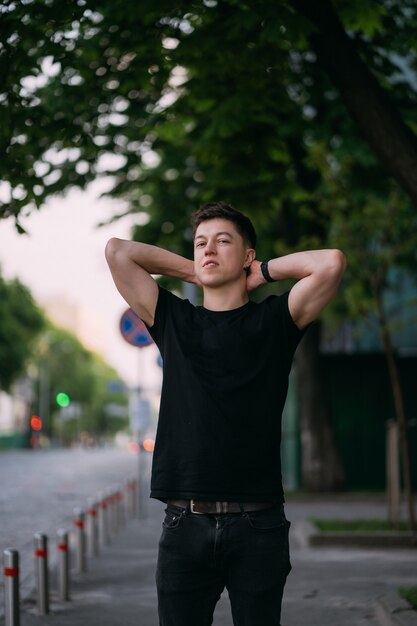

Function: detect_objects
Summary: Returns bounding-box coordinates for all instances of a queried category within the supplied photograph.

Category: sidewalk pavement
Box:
[19,494,416,626]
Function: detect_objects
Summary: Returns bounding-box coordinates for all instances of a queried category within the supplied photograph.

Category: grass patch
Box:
[309,518,410,532]
[399,586,417,610]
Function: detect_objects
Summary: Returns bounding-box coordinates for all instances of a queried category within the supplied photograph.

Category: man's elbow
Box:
[105,237,124,263]
[325,249,347,283]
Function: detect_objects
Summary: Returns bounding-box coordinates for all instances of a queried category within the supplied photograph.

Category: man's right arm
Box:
[105,238,196,326]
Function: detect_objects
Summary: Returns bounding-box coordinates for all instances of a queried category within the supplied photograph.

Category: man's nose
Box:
[204,240,216,254]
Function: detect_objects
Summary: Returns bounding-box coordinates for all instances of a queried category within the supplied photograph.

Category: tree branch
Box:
[292,0,417,206]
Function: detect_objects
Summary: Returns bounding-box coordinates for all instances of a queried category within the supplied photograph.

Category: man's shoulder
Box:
[262,291,289,305]
[255,291,290,316]
[158,285,196,308]
[153,285,197,324]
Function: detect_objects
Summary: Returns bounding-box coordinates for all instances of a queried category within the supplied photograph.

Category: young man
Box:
[105,202,346,626]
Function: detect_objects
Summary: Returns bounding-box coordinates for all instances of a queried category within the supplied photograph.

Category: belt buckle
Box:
[190,500,230,514]
[190,499,205,514]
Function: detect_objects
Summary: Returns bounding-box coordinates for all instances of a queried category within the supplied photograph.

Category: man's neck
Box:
[202,284,249,311]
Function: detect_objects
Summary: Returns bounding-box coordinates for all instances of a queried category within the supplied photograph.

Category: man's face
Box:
[194,218,254,288]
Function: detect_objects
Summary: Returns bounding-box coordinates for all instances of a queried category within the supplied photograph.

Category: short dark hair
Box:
[191,202,257,249]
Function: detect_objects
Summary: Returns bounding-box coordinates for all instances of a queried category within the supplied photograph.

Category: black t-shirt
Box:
[146,286,305,503]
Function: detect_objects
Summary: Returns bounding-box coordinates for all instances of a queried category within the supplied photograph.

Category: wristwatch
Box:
[260,259,275,283]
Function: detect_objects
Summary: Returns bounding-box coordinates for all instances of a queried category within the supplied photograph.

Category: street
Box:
[0,447,140,598]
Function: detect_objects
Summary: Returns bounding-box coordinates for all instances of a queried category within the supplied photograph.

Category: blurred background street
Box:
[0,447,150,602]
[1,447,139,554]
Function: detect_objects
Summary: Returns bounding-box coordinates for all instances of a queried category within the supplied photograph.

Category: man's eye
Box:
[218,239,230,244]
[196,242,205,247]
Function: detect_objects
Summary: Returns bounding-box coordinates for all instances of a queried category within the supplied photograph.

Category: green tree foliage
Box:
[34,324,128,441]
[81,356,129,440]
[37,325,97,415]
[1,0,417,231]
[293,0,417,205]
[0,271,45,390]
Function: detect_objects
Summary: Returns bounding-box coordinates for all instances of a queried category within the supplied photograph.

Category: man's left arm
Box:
[248,250,347,329]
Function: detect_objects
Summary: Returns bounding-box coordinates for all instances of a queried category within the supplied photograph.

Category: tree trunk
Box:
[374,284,416,532]
[295,321,345,491]
[292,0,417,207]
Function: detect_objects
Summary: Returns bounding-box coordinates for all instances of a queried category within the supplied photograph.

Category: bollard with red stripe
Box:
[116,486,126,528]
[98,491,110,546]
[133,477,139,517]
[57,529,70,601]
[34,533,49,615]
[125,477,132,519]
[126,477,137,519]
[87,498,98,557]
[73,508,86,574]
[108,488,118,534]
[111,487,120,533]
[3,548,20,626]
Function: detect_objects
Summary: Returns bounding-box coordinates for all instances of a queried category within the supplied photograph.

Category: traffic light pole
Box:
[38,363,50,437]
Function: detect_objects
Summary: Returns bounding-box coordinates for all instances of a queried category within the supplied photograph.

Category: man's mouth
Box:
[203,261,218,268]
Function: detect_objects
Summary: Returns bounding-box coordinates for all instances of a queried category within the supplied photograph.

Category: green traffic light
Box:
[56,392,70,407]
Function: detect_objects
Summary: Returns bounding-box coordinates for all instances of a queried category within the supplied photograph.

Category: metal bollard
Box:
[125,478,133,519]
[138,447,148,520]
[87,498,98,557]
[109,488,118,533]
[126,477,137,518]
[3,548,20,626]
[34,533,49,615]
[103,491,112,540]
[98,491,110,546]
[57,529,70,601]
[113,488,121,532]
[106,490,114,535]
[125,478,132,519]
[116,487,125,528]
[132,478,138,518]
[73,508,86,573]
[386,419,401,528]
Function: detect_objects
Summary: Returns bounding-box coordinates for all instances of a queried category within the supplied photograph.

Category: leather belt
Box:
[167,499,276,514]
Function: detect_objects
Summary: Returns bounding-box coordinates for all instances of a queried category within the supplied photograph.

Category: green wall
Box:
[281,354,417,491]
[322,354,417,490]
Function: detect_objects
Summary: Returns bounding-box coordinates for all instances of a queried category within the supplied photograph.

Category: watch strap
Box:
[260,259,275,283]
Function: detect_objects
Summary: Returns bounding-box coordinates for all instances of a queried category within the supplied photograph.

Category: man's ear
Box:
[244,248,256,267]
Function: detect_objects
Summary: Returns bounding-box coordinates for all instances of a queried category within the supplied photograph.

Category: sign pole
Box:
[119,308,154,521]
[137,350,148,520]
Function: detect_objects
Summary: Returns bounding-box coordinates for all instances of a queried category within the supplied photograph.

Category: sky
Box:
[0,182,161,388]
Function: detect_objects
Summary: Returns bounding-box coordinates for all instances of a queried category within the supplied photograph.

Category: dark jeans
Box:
[156,503,291,626]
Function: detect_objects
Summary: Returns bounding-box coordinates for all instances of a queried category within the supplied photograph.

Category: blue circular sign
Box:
[119,308,154,348]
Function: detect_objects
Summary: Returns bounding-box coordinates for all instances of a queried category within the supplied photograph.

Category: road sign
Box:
[119,308,153,348]
[106,380,127,394]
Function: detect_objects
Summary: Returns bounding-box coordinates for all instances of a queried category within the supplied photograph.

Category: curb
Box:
[296,521,417,549]
[309,530,416,549]
[375,592,417,626]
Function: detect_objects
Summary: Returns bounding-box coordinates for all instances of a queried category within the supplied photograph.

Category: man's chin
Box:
[198,275,227,289]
